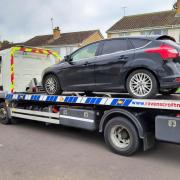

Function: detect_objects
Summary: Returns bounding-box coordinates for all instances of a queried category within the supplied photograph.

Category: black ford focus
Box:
[42,35,180,99]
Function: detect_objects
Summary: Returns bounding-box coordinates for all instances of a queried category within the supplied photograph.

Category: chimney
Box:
[175,0,180,17]
[53,26,61,39]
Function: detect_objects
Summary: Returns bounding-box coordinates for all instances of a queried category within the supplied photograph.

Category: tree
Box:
[0,40,12,47]
[174,2,177,9]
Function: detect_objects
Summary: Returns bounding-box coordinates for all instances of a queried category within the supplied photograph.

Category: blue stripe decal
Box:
[31,95,35,100]
[46,96,51,101]
[95,98,102,105]
[89,98,96,104]
[123,99,132,106]
[85,98,92,104]
[47,96,52,101]
[71,97,78,103]
[68,97,74,103]
[32,95,36,100]
[6,94,10,99]
[35,95,38,100]
[18,95,25,100]
[64,97,70,103]
[50,96,55,101]
[10,94,13,99]
[52,96,58,102]
[111,99,119,106]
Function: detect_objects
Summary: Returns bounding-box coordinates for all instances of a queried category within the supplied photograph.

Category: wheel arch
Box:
[99,108,145,139]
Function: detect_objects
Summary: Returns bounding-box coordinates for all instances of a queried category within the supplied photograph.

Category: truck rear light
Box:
[145,45,179,60]
[176,114,180,117]
[52,106,59,113]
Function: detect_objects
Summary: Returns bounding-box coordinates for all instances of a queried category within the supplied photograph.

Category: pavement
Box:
[0,120,180,180]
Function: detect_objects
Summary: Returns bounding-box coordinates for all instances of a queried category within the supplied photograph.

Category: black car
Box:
[42,35,180,99]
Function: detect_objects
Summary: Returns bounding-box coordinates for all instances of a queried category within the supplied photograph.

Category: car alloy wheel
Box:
[44,75,61,95]
[129,73,153,97]
[127,69,158,99]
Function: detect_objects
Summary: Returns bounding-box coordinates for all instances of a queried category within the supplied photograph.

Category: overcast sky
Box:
[0,0,176,42]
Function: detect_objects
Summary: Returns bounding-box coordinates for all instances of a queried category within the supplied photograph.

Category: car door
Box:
[59,42,99,91]
[94,38,135,91]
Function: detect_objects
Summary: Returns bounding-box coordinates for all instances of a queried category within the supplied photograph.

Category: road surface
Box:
[0,120,180,180]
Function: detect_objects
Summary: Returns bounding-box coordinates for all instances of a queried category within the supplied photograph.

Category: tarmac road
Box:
[0,120,180,180]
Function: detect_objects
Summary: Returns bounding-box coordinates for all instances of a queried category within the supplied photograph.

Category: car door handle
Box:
[83,62,89,66]
[118,55,128,60]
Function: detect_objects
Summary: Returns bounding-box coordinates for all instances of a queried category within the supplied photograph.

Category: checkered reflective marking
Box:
[5,93,180,111]
[6,94,129,106]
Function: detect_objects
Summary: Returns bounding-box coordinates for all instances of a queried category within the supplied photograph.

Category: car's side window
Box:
[71,43,99,62]
[101,39,127,55]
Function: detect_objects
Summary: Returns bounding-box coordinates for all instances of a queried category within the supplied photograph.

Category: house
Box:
[107,10,180,43]
[23,27,104,58]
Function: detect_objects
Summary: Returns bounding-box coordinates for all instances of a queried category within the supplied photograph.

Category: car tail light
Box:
[145,45,179,60]
[175,78,180,82]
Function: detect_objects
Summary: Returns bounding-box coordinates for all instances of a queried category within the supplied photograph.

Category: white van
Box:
[0,46,61,98]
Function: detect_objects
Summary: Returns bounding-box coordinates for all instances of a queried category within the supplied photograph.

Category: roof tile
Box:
[107,10,180,32]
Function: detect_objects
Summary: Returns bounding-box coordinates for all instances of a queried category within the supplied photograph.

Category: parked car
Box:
[42,35,180,99]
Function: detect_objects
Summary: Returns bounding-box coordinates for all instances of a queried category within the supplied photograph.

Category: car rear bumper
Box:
[160,75,180,89]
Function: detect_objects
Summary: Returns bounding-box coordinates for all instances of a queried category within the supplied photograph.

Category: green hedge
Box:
[177,88,180,93]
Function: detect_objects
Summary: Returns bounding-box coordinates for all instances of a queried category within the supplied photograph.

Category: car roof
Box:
[100,35,175,42]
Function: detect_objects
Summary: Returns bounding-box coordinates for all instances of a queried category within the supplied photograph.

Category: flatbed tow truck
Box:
[2,92,180,156]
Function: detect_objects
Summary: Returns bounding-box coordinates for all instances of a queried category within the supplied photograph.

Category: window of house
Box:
[141,29,168,35]
[119,32,131,36]
[101,39,127,55]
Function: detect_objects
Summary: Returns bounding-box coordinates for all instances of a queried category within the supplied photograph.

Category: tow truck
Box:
[2,92,180,156]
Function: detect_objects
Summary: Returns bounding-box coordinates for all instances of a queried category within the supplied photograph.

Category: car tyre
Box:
[104,117,140,156]
[43,74,62,95]
[126,69,158,99]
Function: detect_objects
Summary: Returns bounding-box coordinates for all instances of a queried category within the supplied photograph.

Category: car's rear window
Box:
[130,39,151,49]
[161,39,180,48]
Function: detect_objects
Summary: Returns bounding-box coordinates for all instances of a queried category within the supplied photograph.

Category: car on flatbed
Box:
[42,35,180,99]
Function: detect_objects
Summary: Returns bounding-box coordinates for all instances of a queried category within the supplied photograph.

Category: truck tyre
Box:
[126,69,158,99]
[104,116,140,156]
[0,106,11,125]
[43,74,62,95]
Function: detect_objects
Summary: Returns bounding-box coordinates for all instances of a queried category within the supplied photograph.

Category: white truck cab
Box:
[0,46,61,97]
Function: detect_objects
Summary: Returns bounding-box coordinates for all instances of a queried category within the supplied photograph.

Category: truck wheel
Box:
[0,107,11,125]
[104,117,140,156]
[43,74,62,95]
[126,69,158,99]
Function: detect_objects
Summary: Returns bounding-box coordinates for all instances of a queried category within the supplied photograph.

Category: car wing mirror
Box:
[64,55,72,63]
